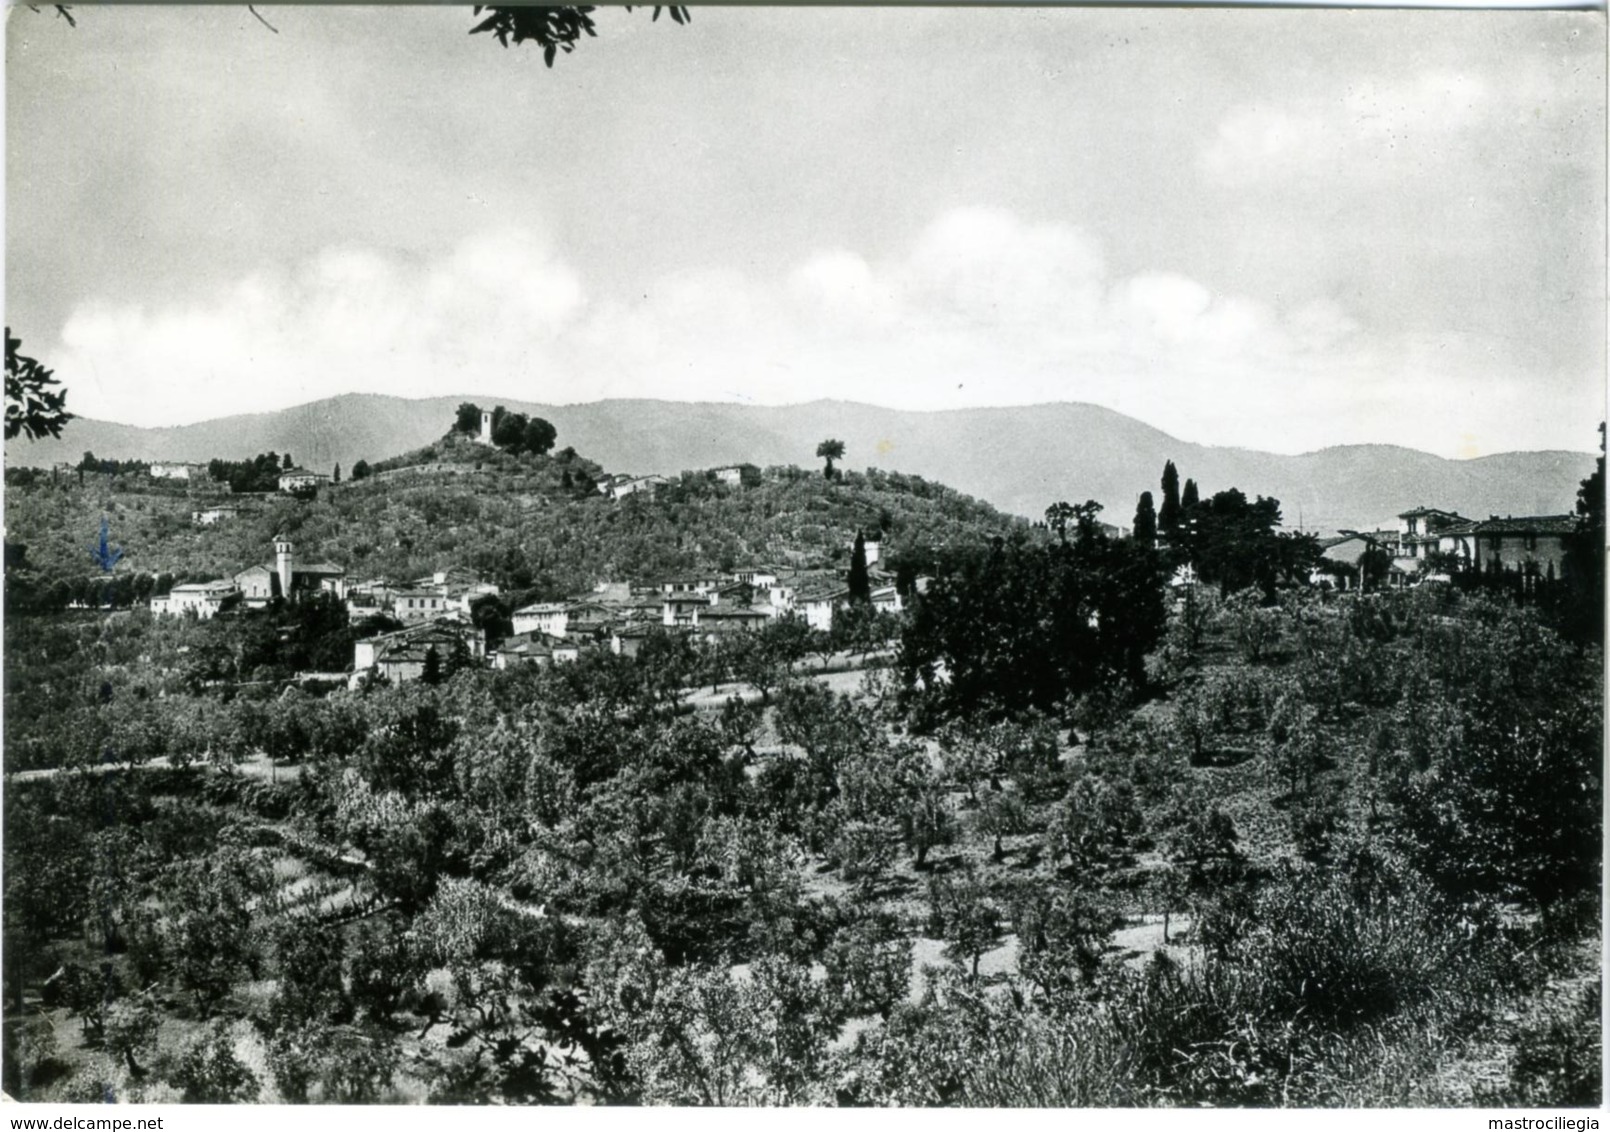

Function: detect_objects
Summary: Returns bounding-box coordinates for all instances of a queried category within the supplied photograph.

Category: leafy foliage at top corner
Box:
[6,329,73,443]
[469,5,689,67]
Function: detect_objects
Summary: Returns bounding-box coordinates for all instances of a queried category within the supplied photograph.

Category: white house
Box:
[513,601,571,638]
[731,566,779,589]
[696,607,772,637]
[796,581,849,632]
[662,593,710,627]
[279,468,331,494]
[767,583,796,616]
[398,568,500,615]
[1397,507,1468,561]
[150,580,239,619]
[150,462,207,481]
[610,475,667,501]
[660,574,724,596]
[394,589,454,622]
[191,505,242,526]
[871,584,903,614]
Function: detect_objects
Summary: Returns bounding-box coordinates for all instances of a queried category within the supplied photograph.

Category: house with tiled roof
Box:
[512,601,572,638]
[597,473,668,501]
[1468,515,1577,576]
[352,618,486,684]
[661,592,711,627]
[512,597,625,639]
[150,580,240,619]
[659,573,725,596]
[1432,519,1481,566]
[192,503,245,526]
[565,601,623,641]
[712,580,760,607]
[610,622,672,659]
[696,606,773,637]
[795,579,850,632]
[1397,507,1471,561]
[394,589,455,622]
[870,584,904,614]
[407,566,483,591]
[730,566,781,588]
[493,630,577,669]
[150,461,208,481]
[765,581,797,616]
[278,467,331,494]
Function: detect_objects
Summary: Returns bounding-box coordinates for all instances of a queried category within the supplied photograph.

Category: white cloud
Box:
[902,207,1107,329]
[1198,70,1491,186]
[57,229,584,423]
[51,206,1555,455]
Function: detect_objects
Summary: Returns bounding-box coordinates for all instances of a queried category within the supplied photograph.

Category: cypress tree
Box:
[1159,461,1181,536]
[1133,491,1157,550]
[848,531,872,604]
[421,645,443,687]
[1133,492,1159,550]
[1175,478,1202,567]
[1181,478,1200,511]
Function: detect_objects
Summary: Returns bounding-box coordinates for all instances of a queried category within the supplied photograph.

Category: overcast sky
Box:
[7,6,1605,456]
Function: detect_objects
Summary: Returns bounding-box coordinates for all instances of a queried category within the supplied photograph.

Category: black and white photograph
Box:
[3,3,1604,1109]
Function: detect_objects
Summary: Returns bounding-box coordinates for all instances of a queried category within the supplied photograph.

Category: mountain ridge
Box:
[10,394,1594,533]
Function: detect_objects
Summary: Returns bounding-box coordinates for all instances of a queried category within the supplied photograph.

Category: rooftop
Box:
[699,606,772,620]
[498,630,567,654]
[1475,514,1578,536]
[169,580,239,595]
[1398,506,1464,519]
[359,617,478,646]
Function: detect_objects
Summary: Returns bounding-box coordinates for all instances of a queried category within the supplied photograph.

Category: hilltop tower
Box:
[478,410,493,445]
[274,537,294,600]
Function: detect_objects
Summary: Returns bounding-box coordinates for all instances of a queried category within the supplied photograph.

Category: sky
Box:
[6,6,1605,456]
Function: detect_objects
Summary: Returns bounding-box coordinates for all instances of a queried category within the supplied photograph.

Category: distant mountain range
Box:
[10,395,1594,534]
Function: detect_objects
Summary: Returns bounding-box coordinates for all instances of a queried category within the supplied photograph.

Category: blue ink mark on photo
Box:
[89,515,124,573]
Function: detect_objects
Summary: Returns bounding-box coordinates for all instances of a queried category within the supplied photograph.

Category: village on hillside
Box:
[134,407,1587,690]
[150,526,904,684]
[144,497,1587,687]
[118,404,916,685]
